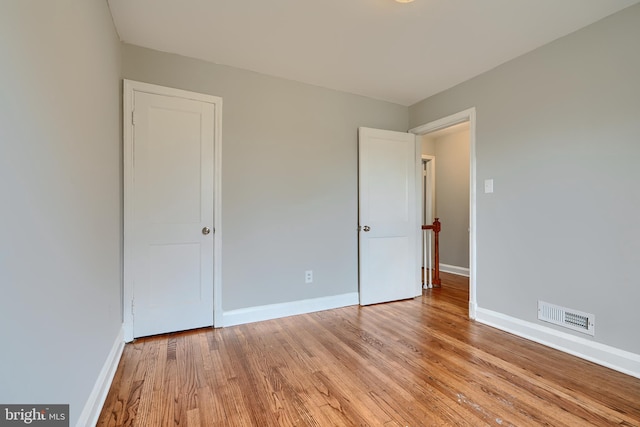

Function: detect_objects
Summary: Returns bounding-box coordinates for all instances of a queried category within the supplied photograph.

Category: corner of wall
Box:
[76,326,125,427]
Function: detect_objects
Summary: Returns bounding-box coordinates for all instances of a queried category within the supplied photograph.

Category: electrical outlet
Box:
[305,270,313,284]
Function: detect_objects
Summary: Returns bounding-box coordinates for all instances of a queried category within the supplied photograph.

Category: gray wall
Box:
[122,44,408,311]
[0,1,122,424]
[410,4,640,354]
[423,129,470,268]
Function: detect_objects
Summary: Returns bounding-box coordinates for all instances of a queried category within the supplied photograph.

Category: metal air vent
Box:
[538,301,595,336]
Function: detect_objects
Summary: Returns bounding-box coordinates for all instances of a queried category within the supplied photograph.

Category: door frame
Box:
[409,107,477,319]
[421,155,436,225]
[123,80,223,342]
[421,155,435,288]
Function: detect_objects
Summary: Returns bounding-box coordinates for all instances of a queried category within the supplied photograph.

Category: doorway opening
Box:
[410,108,477,318]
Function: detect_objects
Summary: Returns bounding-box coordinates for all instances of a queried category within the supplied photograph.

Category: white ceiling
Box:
[107,0,639,106]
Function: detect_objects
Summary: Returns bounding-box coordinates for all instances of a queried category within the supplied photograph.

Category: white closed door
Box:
[131,91,215,338]
[358,127,420,305]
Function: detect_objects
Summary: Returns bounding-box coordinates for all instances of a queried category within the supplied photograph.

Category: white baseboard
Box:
[439,263,470,277]
[223,292,359,327]
[475,307,640,379]
[468,301,477,320]
[77,325,125,427]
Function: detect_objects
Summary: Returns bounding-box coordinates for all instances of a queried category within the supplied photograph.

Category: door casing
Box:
[422,155,436,226]
[123,80,223,342]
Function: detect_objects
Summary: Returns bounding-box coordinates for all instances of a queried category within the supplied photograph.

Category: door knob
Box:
[202,227,211,235]
[363,225,371,232]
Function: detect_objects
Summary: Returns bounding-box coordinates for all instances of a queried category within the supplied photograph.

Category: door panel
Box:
[132,91,214,338]
[359,127,420,306]
[368,139,411,224]
[147,107,202,224]
[148,243,201,306]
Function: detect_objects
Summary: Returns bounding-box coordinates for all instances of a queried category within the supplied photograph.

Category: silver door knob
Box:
[363,225,371,232]
[202,227,211,235]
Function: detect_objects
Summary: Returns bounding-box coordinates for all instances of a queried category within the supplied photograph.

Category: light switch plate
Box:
[484,179,494,193]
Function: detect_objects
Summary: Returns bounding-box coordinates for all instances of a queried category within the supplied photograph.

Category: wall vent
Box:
[537,301,595,336]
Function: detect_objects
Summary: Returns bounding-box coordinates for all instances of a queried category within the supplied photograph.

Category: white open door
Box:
[358,127,421,305]
[124,82,220,339]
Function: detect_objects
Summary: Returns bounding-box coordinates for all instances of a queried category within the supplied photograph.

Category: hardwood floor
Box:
[98,273,640,426]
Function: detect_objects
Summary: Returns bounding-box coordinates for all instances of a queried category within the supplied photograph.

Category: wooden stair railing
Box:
[422,218,441,288]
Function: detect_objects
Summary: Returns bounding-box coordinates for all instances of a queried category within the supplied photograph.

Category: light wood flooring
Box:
[98,273,640,426]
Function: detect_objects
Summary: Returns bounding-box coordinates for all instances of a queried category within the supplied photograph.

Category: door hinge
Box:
[131,110,136,125]
[131,299,135,316]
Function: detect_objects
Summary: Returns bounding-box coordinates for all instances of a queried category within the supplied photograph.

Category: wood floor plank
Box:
[137,339,166,426]
[98,273,640,426]
[305,310,485,426]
